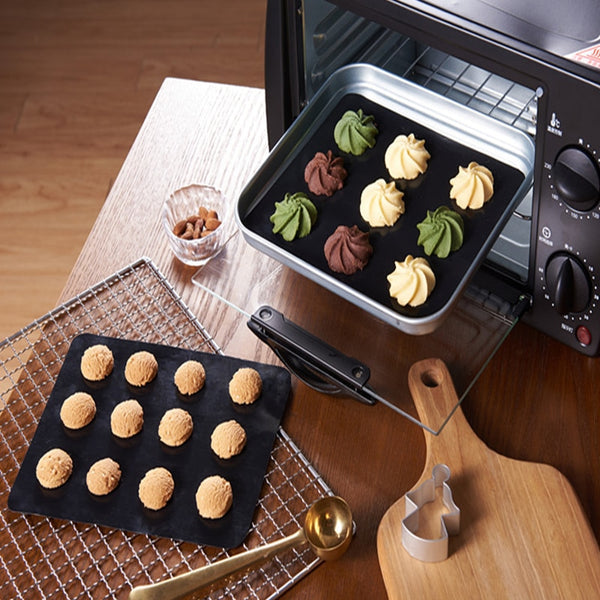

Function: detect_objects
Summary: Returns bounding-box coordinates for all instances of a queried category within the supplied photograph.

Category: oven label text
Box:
[547,112,563,137]
[561,322,574,334]
[539,225,553,246]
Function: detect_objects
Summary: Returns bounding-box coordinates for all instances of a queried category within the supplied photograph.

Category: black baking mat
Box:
[8,333,291,549]
[240,92,525,319]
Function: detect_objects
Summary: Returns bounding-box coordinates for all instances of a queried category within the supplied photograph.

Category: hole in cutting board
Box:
[421,368,443,388]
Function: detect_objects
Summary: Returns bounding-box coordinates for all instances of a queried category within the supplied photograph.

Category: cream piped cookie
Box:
[384,133,430,180]
[449,162,494,209]
[360,179,405,227]
[387,255,436,307]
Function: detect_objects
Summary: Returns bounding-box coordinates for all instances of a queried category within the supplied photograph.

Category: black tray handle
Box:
[248,306,376,405]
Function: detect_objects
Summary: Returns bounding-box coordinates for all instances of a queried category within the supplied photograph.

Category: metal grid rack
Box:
[400,46,538,136]
[357,32,539,136]
[0,257,332,599]
[307,3,539,136]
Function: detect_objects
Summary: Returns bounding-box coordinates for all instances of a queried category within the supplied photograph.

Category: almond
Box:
[173,220,188,236]
[173,206,221,239]
[205,218,221,231]
[193,219,202,239]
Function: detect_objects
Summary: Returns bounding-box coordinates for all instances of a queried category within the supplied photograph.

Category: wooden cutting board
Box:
[377,358,600,599]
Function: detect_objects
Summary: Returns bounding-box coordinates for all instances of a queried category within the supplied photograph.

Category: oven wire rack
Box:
[0,257,333,600]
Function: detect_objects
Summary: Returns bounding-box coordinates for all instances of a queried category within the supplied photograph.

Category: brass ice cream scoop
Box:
[128,495,353,600]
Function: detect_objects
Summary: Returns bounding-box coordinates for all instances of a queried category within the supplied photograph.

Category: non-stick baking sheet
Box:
[8,333,291,549]
[237,64,534,334]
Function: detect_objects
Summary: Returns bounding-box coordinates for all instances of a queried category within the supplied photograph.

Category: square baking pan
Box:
[236,64,534,334]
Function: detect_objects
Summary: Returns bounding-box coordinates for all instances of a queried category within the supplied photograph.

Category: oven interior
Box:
[299,0,538,286]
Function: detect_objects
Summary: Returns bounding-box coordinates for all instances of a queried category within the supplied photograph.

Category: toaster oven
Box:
[262,0,600,355]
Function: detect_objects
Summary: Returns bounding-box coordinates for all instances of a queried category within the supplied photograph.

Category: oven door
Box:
[253,0,543,431]
[192,234,528,434]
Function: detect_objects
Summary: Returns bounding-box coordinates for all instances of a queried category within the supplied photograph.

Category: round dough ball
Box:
[86,457,121,496]
[228,367,262,405]
[158,408,193,447]
[125,351,158,386]
[80,344,114,381]
[195,475,233,519]
[210,420,247,459]
[60,391,96,429]
[174,360,206,395]
[36,448,73,489]
[111,399,144,438]
[138,467,174,510]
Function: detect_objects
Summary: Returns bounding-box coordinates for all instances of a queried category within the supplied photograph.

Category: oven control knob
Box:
[553,146,600,212]
[545,252,591,315]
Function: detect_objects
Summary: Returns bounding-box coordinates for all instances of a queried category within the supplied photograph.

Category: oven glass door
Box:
[192,240,525,434]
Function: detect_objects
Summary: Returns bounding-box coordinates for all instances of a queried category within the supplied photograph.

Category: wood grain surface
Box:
[378,358,600,599]
[0,0,266,339]
[48,78,600,598]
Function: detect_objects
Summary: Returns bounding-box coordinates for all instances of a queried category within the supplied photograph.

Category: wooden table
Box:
[57,78,600,597]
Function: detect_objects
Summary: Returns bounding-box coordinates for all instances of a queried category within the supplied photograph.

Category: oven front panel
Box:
[527,74,600,355]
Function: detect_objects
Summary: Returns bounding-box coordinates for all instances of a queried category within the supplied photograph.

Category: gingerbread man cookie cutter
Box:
[401,463,460,562]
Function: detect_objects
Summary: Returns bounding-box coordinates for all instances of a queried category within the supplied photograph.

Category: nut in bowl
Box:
[162,184,233,267]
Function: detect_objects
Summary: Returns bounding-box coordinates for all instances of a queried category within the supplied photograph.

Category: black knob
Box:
[545,253,591,315]
[553,146,600,212]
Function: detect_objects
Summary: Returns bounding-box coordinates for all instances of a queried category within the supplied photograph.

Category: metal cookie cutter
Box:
[401,464,460,562]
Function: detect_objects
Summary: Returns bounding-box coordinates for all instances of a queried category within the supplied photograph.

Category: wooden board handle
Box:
[408,357,486,472]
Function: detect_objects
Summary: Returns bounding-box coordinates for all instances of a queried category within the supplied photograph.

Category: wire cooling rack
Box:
[0,257,332,599]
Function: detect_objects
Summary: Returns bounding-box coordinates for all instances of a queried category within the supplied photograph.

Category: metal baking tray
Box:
[236,64,534,334]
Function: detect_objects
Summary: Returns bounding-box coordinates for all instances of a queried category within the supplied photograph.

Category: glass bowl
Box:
[162,184,232,267]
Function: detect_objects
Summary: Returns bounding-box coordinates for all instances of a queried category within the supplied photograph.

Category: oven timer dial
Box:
[552,146,600,212]
[544,252,592,315]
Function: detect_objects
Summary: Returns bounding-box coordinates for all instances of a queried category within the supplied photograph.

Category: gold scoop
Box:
[128,496,353,600]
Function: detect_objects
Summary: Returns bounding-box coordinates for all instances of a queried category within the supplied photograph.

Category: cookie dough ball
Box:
[174,360,206,395]
[36,448,73,489]
[60,391,96,429]
[80,344,114,381]
[86,457,121,496]
[111,399,144,438]
[195,475,233,519]
[125,351,158,386]
[211,420,247,459]
[138,467,174,510]
[229,367,262,405]
[158,408,193,447]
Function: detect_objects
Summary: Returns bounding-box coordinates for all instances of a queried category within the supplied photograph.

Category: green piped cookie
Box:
[270,192,318,241]
[417,206,464,258]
